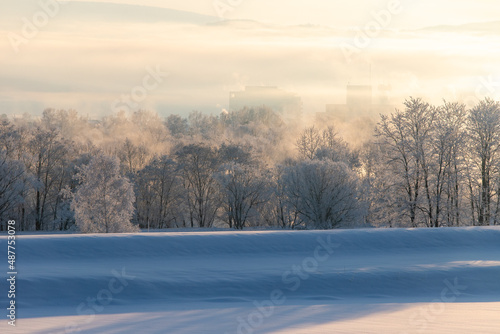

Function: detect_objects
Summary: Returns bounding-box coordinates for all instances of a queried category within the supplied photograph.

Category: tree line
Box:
[1,97,499,232]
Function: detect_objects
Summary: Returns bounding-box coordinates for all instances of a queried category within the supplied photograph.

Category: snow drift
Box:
[6,227,500,309]
[1,227,500,333]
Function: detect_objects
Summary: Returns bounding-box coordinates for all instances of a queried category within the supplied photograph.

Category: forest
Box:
[1,97,500,232]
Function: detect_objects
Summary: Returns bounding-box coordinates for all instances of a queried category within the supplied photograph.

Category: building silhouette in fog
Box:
[229,86,302,124]
[318,84,393,122]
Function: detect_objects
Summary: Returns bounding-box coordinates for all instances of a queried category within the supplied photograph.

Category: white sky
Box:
[63,0,500,29]
[1,0,499,117]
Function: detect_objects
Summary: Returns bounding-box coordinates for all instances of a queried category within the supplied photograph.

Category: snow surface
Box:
[1,227,500,333]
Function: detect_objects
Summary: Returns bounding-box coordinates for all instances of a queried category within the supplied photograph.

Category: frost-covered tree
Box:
[467,98,500,226]
[296,126,322,160]
[26,127,72,230]
[359,142,398,228]
[131,110,169,144]
[260,165,299,229]
[165,114,188,137]
[374,99,477,227]
[188,111,220,139]
[117,138,150,175]
[297,126,359,169]
[72,154,138,233]
[135,156,184,229]
[282,160,362,229]
[221,107,288,164]
[175,144,221,228]
[216,162,269,229]
[376,98,436,227]
[433,101,467,227]
[0,152,31,230]
[0,118,21,159]
[314,127,360,170]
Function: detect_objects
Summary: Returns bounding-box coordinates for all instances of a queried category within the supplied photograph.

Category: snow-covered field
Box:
[2,227,500,333]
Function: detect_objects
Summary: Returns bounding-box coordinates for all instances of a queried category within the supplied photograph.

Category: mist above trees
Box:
[1,98,499,232]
